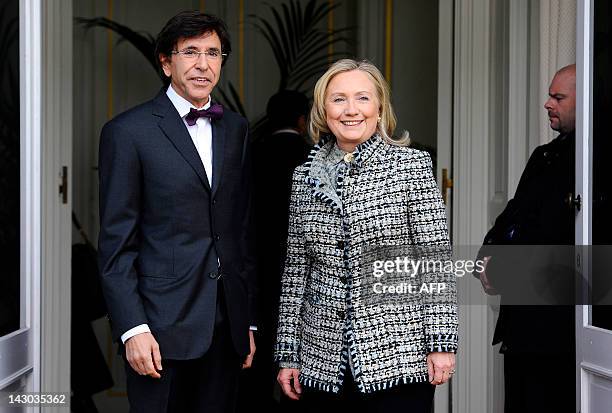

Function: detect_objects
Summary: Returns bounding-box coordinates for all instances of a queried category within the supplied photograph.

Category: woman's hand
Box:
[427,352,456,385]
[277,368,302,400]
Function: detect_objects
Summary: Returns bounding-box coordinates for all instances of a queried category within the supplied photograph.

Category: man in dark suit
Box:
[98,11,256,413]
[253,90,311,319]
[240,91,311,411]
[477,64,576,412]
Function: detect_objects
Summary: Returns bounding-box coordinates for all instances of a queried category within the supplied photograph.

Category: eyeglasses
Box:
[171,48,227,60]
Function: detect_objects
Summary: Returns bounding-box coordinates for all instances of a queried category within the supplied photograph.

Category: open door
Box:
[0,0,72,405]
[575,0,612,411]
[0,0,41,396]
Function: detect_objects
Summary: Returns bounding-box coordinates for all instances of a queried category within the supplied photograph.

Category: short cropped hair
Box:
[266,90,309,130]
[309,59,409,146]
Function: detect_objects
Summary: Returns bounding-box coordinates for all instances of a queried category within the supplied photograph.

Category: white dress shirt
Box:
[121,85,255,344]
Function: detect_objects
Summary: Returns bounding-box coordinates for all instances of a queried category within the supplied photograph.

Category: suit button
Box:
[215,234,220,241]
[337,310,345,319]
[339,276,347,284]
[212,199,217,205]
[208,271,219,279]
[337,240,345,249]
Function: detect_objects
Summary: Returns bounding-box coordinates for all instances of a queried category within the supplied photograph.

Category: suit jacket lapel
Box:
[211,118,226,197]
[153,91,211,192]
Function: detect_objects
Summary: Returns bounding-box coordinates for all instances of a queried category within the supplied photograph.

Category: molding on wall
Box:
[384,0,393,83]
[328,0,334,60]
[452,0,492,411]
[507,0,530,197]
[356,0,385,68]
[436,0,453,221]
[106,0,114,119]
[528,0,541,153]
[434,2,453,409]
[15,0,42,396]
[239,0,244,101]
[40,0,72,408]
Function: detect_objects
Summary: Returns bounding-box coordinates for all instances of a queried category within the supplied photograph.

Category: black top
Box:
[252,130,311,336]
[479,132,576,354]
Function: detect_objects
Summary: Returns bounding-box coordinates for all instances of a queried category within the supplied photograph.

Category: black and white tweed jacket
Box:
[274,134,458,394]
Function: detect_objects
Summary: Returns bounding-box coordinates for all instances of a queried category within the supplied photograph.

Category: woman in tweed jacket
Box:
[275,59,458,411]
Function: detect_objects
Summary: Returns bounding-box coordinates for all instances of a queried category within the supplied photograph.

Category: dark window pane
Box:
[592,0,612,330]
[0,0,19,337]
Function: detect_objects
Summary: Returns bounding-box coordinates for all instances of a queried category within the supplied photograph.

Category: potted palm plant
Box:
[76,0,349,130]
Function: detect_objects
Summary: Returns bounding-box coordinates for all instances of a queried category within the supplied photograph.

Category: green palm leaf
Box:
[75,17,162,81]
[250,0,350,94]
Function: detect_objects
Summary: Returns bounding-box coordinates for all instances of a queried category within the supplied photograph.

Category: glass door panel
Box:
[0,0,19,338]
[591,0,612,331]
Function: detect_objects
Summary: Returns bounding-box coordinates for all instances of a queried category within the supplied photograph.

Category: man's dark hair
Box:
[266,90,310,130]
[154,11,232,70]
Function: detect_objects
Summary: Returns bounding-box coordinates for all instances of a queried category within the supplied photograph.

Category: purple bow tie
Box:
[185,103,224,126]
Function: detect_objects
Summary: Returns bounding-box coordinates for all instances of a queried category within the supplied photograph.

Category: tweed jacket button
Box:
[337,310,345,319]
[337,240,345,249]
[339,276,347,284]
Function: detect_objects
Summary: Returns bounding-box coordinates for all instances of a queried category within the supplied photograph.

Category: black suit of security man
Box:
[478,65,577,413]
[98,11,256,413]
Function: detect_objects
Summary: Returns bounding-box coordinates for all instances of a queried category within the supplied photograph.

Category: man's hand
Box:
[478,256,498,295]
[427,352,456,385]
[125,332,162,378]
[277,368,302,400]
[242,330,256,369]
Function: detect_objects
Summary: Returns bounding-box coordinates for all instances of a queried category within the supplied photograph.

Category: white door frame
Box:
[0,2,72,410]
[574,1,612,413]
[437,0,494,411]
[0,0,43,394]
[434,1,454,411]
[39,0,73,400]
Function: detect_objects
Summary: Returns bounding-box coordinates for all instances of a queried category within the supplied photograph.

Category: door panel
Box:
[591,0,612,332]
[589,374,612,413]
[0,0,29,392]
[576,0,612,412]
[0,0,20,340]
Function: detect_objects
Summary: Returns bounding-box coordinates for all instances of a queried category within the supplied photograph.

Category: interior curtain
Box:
[539,0,576,144]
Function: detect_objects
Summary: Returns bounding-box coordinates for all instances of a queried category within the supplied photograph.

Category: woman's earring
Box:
[377,116,381,123]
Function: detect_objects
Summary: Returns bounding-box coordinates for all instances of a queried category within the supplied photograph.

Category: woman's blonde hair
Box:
[308,59,410,146]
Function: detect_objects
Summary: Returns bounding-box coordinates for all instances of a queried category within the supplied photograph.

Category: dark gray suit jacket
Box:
[98,89,256,359]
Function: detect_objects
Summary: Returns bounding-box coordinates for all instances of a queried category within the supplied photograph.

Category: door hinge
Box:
[567,193,581,211]
[59,166,68,204]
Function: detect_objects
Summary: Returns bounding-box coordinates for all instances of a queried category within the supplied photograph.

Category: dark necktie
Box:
[184,103,224,126]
